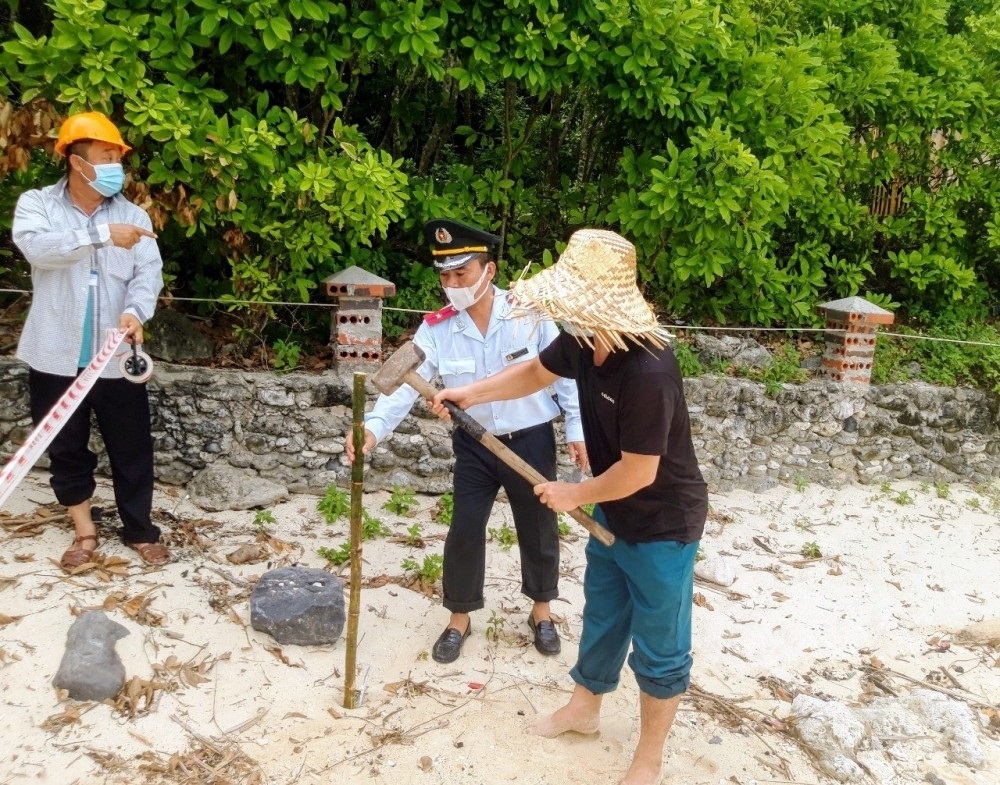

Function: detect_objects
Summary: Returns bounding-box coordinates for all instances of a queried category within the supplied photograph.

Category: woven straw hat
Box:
[510,229,672,351]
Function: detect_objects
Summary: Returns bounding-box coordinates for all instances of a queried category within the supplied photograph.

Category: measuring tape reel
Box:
[119,343,154,383]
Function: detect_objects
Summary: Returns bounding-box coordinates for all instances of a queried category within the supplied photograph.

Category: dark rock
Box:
[53,611,129,701]
[250,567,345,646]
[145,308,214,362]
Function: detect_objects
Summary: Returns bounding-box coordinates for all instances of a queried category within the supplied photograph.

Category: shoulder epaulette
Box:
[423,304,459,325]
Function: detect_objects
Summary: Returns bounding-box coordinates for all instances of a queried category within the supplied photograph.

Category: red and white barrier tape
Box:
[0,329,127,510]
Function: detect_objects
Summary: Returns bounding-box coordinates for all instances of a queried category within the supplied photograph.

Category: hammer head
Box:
[372,341,426,395]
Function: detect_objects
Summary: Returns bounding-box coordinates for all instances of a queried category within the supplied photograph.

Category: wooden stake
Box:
[343,372,366,708]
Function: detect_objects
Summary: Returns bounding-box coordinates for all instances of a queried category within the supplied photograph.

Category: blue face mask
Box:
[82,161,125,197]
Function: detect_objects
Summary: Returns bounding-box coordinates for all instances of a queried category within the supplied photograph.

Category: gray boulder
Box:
[250,567,345,646]
[144,308,214,362]
[186,464,288,511]
[53,611,129,701]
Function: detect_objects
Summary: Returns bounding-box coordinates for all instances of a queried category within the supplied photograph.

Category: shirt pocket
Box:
[438,357,477,385]
[100,249,135,282]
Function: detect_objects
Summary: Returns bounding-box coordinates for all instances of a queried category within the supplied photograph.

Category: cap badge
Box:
[435,227,453,244]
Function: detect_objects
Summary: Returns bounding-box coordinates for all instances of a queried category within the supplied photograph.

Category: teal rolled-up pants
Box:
[570,505,698,700]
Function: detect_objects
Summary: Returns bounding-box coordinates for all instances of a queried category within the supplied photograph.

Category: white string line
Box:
[2,288,999,349]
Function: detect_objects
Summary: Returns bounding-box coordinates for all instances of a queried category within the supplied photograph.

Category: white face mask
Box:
[443,264,492,311]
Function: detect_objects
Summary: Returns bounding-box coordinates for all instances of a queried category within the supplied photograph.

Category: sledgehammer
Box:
[372,341,614,547]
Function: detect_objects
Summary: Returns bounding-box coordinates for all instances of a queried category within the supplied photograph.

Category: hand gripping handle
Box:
[404,371,614,547]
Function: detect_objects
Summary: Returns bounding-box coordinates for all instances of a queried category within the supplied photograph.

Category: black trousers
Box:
[28,368,160,544]
[443,422,560,613]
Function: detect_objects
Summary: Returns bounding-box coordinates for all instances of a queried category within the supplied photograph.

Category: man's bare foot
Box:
[620,758,662,785]
[533,704,600,738]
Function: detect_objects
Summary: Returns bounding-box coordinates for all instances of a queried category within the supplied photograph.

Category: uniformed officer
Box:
[345,218,588,662]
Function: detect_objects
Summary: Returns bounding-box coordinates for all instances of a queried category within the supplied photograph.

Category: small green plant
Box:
[967,496,982,510]
[318,485,350,524]
[362,511,389,540]
[919,481,930,494]
[695,546,706,562]
[272,338,301,373]
[672,340,704,378]
[794,476,808,492]
[793,516,814,532]
[557,516,571,537]
[485,610,507,641]
[738,344,809,396]
[405,522,424,546]
[893,490,913,506]
[402,553,444,583]
[871,333,914,385]
[801,541,822,559]
[879,481,892,494]
[488,522,518,552]
[318,542,351,565]
[432,491,454,526]
[252,509,275,527]
[384,485,418,516]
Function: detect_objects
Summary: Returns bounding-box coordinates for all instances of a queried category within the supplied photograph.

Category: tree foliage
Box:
[1,0,999,343]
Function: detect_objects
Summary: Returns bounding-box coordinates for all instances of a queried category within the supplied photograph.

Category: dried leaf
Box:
[226,544,267,565]
[180,668,211,687]
[693,593,714,611]
[121,594,153,618]
[419,755,433,772]
[261,534,295,555]
[0,613,22,627]
[827,564,843,576]
[41,704,84,729]
[264,645,300,668]
[115,676,166,718]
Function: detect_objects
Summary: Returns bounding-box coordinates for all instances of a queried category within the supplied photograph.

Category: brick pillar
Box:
[817,296,894,384]
[323,266,396,373]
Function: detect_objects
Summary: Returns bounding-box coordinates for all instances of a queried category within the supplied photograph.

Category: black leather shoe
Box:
[432,623,471,663]
[528,616,561,655]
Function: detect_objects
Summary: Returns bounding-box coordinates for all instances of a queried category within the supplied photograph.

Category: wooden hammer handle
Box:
[402,370,614,547]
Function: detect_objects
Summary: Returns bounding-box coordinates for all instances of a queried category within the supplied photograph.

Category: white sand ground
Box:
[0,470,998,785]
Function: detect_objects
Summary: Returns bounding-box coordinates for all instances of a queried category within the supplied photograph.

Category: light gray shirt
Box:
[365,287,584,444]
[12,178,163,378]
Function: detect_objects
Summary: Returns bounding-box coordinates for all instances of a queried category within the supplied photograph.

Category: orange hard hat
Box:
[54,111,131,157]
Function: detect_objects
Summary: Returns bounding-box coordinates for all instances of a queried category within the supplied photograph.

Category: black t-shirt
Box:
[539,332,707,544]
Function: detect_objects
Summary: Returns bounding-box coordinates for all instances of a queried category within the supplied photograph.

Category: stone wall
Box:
[1,358,998,498]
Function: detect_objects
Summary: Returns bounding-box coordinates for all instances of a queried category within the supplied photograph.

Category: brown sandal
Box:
[60,534,99,571]
[129,541,171,566]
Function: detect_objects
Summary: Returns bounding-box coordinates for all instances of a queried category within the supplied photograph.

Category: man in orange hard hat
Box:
[11,110,170,569]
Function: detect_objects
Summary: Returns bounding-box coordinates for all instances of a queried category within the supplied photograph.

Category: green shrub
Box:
[317,486,350,524]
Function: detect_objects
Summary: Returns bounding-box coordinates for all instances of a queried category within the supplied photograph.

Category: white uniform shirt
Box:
[365,287,583,444]
[12,178,163,378]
